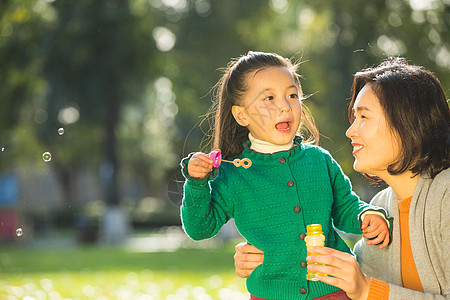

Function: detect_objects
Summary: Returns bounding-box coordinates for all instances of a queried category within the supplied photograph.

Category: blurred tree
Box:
[236,0,449,194]
[0,0,448,233]
[39,0,161,242]
[0,0,49,170]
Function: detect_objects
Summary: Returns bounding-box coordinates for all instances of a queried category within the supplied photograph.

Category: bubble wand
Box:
[209,150,252,169]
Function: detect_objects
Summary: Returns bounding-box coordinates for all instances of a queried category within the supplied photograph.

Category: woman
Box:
[234,57,450,299]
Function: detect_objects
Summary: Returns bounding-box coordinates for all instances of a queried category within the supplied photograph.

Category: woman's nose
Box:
[346,121,357,138]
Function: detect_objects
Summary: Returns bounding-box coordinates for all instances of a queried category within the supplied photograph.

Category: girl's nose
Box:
[279,98,291,113]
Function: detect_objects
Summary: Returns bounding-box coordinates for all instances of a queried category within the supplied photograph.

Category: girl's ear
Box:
[232,105,249,126]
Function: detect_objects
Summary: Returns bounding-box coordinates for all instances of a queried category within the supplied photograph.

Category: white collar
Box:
[248,133,294,154]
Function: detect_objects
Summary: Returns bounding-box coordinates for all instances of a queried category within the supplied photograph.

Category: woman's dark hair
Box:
[348,57,450,179]
[207,51,319,158]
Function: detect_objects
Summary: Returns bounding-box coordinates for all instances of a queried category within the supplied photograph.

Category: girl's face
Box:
[346,83,402,177]
[232,66,302,145]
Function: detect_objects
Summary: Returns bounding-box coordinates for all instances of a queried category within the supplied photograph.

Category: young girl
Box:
[180,51,391,300]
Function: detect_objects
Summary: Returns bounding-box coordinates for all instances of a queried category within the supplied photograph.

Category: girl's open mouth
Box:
[275,121,291,131]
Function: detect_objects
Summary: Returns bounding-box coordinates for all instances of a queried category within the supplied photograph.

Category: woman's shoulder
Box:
[369,187,395,206]
[420,167,450,201]
[431,167,450,185]
[418,167,450,193]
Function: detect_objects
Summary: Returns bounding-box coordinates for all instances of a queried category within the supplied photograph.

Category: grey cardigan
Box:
[353,168,450,299]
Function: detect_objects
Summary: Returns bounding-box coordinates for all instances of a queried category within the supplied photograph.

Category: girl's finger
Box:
[360,217,370,230]
[362,226,382,239]
[365,234,384,245]
[191,157,212,168]
[378,234,390,249]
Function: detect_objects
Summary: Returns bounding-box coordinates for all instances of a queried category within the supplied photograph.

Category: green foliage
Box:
[0,0,448,205]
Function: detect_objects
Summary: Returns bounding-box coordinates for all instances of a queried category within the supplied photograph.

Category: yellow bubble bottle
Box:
[305,224,325,281]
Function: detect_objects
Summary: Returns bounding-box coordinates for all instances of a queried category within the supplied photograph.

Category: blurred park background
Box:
[0,0,449,299]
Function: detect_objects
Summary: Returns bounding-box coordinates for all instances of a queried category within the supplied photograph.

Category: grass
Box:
[0,239,249,300]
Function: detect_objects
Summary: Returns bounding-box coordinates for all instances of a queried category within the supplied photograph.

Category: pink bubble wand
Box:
[209,150,252,169]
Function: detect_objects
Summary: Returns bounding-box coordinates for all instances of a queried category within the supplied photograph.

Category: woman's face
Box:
[232,66,302,145]
[346,83,402,177]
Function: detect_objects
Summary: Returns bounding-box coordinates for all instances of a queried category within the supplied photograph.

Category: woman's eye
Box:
[353,113,365,120]
[264,96,274,101]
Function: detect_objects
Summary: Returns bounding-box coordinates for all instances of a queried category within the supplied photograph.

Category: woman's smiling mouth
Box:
[352,143,364,154]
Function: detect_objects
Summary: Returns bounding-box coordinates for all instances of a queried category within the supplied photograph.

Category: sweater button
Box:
[294,206,301,213]
[279,157,286,164]
[300,288,307,294]
[299,232,306,240]
[300,261,307,268]
[287,180,294,187]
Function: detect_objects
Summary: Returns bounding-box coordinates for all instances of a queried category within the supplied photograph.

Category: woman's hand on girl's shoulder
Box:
[187,152,213,178]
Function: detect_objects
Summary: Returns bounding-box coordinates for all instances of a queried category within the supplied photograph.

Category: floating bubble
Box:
[58,127,64,135]
[16,228,23,237]
[1,147,4,151]
[42,152,52,162]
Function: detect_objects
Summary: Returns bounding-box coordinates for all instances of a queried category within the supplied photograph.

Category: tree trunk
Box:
[99,90,129,244]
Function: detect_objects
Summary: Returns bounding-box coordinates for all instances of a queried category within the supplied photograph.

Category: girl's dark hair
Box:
[207,51,319,158]
[348,57,450,179]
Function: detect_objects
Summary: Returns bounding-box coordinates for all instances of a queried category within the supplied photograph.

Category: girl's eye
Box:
[288,93,298,99]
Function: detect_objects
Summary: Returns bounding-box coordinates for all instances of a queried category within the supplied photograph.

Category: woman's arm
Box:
[234,242,264,278]
[306,246,371,300]
[307,246,450,300]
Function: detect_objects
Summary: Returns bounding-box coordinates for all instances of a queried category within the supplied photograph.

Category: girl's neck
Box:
[380,171,419,201]
[248,133,294,154]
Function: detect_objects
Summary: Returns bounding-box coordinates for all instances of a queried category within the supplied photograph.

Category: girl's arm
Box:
[180,153,232,241]
[325,151,391,238]
[187,152,213,178]
[360,214,390,249]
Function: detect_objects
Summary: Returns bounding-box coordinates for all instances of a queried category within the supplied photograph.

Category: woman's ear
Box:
[232,105,249,126]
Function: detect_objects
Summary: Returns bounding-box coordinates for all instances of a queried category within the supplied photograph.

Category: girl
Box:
[234,57,450,299]
[181,51,390,300]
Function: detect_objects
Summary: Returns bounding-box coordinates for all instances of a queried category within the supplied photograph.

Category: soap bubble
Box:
[16,228,23,237]
[1,147,4,151]
[58,128,65,135]
[42,152,52,162]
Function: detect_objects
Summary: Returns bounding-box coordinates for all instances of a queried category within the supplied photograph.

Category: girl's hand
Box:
[187,152,213,178]
[360,214,390,249]
[306,246,371,300]
[234,242,264,278]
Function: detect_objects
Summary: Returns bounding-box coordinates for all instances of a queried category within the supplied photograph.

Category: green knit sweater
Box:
[181,139,378,300]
